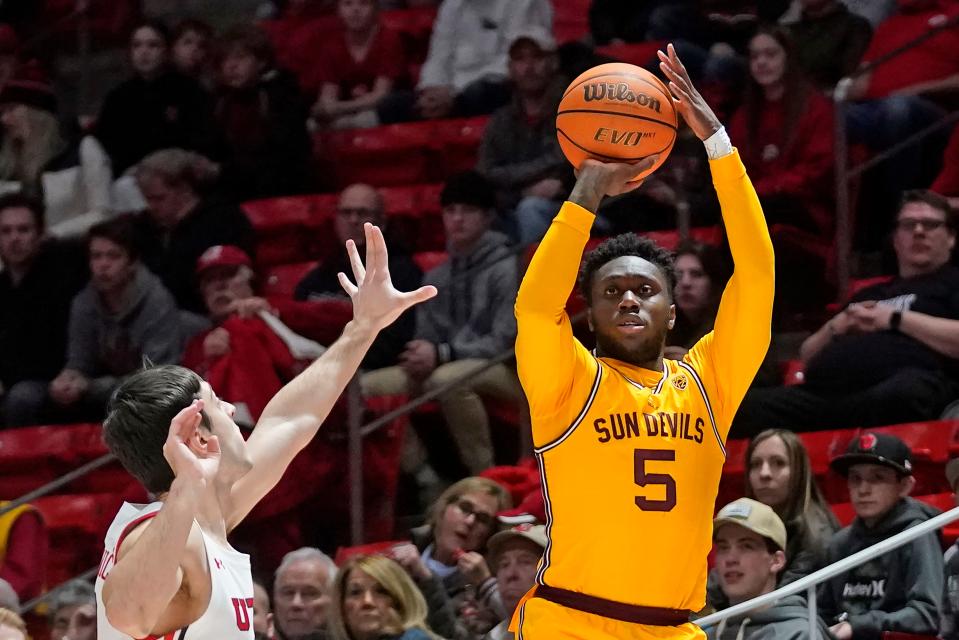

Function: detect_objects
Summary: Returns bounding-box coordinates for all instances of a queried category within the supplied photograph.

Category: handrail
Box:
[696,504,959,629]
[18,567,97,616]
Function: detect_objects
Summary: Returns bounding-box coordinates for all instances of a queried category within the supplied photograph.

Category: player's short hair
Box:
[275,547,336,589]
[103,365,210,495]
[900,189,958,232]
[48,580,95,622]
[578,233,677,304]
[88,215,140,261]
[0,192,45,231]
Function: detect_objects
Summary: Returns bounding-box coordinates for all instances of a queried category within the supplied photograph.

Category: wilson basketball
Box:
[556,62,677,181]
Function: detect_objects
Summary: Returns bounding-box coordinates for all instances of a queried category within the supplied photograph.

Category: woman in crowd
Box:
[664,241,729,360]
[329,554,445,640]
[745,428,839,582]
[389,477,511,640]
[0,67,112,238]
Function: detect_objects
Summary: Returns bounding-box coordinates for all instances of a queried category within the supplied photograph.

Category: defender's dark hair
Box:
[578,233,676,304]
[0,192,45,230]
[88,215,140,261]
[103,365,209,494]
[900,189,958,232]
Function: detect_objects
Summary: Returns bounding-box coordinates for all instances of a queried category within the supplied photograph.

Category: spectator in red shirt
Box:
[182,245,302,426]
[729,26,835,238]
[310,0,407,130]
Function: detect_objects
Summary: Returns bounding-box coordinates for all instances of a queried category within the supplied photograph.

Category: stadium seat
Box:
[781,359,805,386]
[262,261,320,299]
[826,275,895,314]
[431,117,490,177]
[242,196,317,266]
[412,251,448,273]
[871,420,959,496]
[552,0,591,44]
[334,540,409,566]
[323,122,434,188]
[34,493,122,587]
[595,42,666,68]
[381,6,438,65]
[798,429,857,504]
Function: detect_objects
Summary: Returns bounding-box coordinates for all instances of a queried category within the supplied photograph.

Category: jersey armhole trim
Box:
[533,358,602,454]
[676,361,725,458]
[113,509,161,560]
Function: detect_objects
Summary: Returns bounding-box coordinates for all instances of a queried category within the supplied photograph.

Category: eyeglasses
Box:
[452,498,495,528]
[896,217,948,233]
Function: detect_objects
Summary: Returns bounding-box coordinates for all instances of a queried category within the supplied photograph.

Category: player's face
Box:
[714,524,781,605]
[748,33,786,90]
[338,0,377,32]
[274,559,332,637]
[89,237,137,295]
[335,185,384,246]
[748,435,791,511]
[198,382,252,477]
[435,491,499,558]
[847,463,912,527]
[588,256,675,368]
[343,568,396,640]
[252,582,274,637]
[494,540,542,613]
[674,253,712,319]
[50,602,96,640]
[0,206,41,268]
[893,202,955,275]
[130,26,167,77]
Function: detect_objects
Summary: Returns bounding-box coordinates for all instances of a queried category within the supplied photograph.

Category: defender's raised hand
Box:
[338,223,437,333]
[657,43,722,141]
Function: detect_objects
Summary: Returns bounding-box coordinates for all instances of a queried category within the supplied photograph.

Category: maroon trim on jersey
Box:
[113,509,161,559]
[533,357,602,455]
[675,361,724,457]
[535,584,691,626]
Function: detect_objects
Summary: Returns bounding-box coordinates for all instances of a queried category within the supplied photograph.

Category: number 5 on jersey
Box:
[634,448,676,511]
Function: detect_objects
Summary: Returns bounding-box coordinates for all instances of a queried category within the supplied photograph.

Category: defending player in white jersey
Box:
[95,224,436,639]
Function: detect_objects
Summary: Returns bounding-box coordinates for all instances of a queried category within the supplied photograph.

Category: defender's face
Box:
[198,382,252,476]
[588,256,675,366]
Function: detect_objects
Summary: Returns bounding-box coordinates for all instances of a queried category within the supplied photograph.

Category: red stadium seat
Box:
[871,420,959,496]
[432,117,490,177]
[323,122,434,188]
[242,196,317,266]
[781,359,805,386]
[595,42,666,68]
[412,251,448,273]
[799,429,857,504]
[881,634,939,640]
[552,0,591,44]
[262,261,320,299]
[334,540,410,566]
[34,493,123,587]
[381,6,438,65]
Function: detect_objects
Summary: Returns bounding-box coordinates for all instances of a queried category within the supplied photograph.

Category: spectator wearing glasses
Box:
[295,183,422,370]
[389,477,512,640]
[734,190,959,435]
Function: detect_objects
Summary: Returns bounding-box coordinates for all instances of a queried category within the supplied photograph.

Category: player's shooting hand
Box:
[569,155,659,213]
[163,399,219,487]
[338,223,437,336]
[456,551,492,585]
[389,542,432,581]
[657,43,722,141]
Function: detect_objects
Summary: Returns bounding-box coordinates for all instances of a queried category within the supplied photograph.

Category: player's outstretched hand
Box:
[162,399,219,488]
[338,223,438,334]
[657,43,722,141]
[569,155,659,213]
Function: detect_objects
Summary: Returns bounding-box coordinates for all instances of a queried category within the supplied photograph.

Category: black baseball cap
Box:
[830,432,913,477]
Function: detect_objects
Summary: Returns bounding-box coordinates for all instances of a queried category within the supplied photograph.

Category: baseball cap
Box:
[195,245,252,277]
[713,498,787,551]
[830,432,913,477]
[487,524,547,564]
[508,26,557,55]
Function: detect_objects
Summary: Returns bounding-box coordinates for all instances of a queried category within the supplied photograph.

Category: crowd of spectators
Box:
[0,0,958,638]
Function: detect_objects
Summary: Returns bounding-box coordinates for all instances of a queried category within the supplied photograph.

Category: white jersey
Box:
[95,501,255,640]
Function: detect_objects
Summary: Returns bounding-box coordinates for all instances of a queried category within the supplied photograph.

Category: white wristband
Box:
[703,126,733,160]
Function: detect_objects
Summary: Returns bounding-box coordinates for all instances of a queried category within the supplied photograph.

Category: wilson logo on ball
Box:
[593,127,656,146]
[583,82,662,112]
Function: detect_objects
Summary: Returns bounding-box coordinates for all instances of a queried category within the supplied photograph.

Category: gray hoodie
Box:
[707,594,832,640]
[940,542,959,640]
[416,230,518,362]
[818,497,943,639]
[66,264,183,405]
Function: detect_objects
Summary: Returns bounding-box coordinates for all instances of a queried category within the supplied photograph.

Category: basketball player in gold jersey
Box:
[511,44,775,639]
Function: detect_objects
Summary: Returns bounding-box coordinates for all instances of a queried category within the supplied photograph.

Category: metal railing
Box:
[832,11,959,300]
[697,504,959,637]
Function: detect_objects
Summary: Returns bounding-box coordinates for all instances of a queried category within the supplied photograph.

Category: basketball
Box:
[556,62,678,181]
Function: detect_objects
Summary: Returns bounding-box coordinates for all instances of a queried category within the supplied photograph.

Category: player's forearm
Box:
[258,319,376,447]
[102,480,198,637]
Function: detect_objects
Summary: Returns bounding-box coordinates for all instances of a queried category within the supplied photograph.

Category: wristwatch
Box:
[890,310,902,332]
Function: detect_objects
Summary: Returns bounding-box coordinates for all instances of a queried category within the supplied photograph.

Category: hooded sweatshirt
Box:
[818,497,943,639]
[940,542,959,639]
[707,594,832,640]
[66,264,183,405]
[415,230,518,362]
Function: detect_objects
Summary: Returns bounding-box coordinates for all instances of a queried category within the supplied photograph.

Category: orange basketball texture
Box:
[556,63,677,180]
